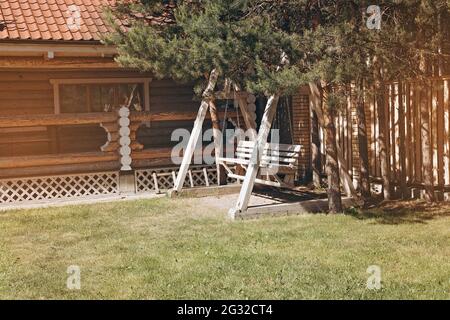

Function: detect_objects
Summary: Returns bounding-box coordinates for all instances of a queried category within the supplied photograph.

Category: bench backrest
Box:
[236,140,301,168]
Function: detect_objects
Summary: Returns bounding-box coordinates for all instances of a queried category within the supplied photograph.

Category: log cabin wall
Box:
[0,69,211,179]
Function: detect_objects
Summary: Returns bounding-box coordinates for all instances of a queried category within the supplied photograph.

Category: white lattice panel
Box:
[0,172,119,204]
[135,165,235,193]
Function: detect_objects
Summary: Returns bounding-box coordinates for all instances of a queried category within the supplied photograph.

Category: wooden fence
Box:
[329,77,450,197]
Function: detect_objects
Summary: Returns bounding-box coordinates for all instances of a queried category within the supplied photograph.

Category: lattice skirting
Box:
[0,172,120,205]
[135,165,236,194]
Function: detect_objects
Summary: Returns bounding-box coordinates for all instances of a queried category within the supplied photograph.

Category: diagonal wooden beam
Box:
[171,69,219,194]
[228,94,280,219]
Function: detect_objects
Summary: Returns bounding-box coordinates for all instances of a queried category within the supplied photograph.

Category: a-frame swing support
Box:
[170,68,281,219]
[228,95,280,219]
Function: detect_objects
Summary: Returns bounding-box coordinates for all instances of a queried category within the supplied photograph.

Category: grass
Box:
[0,197,449,300]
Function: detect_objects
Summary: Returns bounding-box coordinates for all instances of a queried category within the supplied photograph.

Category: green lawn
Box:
[0,197,449,300]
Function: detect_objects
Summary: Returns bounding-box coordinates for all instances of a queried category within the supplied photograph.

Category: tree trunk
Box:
[417,50,436,202]
[311,110,322,189]
[419,80,436,201]
[310,82,359,200]
[209,101,227,186]
[356,78,371,200]
[374,63,392,200]
[323,86,343,213]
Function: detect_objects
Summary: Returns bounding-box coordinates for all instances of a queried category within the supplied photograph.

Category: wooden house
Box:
[0,0,310,206]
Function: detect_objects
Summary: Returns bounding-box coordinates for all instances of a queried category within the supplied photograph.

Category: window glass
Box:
[60,83,145,113]
[117,84,144,111]
[90,84,116,112]
[60,85,88,113]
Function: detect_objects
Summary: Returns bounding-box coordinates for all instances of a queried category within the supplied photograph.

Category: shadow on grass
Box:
[346,199,450,225]
[253,186,328,203]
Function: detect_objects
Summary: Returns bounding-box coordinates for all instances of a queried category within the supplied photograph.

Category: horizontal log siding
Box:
[0,70,207,177]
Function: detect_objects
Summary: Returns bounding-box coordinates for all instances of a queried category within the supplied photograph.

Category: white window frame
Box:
[50,78,152,114]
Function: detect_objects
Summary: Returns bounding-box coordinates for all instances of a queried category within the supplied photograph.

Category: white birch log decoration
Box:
[119,136,131,146]
[118,106,132,171]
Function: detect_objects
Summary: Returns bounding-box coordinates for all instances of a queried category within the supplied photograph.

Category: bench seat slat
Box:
[236,148,300,159]
[218,157,249,166]
[235,152,298,164]
[220,140,301,188]
[236,147,300,158]
[220,156,297,170]
[239,140,301,153]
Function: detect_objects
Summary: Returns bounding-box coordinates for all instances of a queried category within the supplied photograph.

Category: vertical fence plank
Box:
[369,95,377,177]
[345,96,351,176]
[436,80,445,198]
[375,95,381,177]
[395,83,401,187]
[444,80,450,195]
[408,83,415,183]
[431,81,439,191]
[405,83,412,184]
[414,82,423,183]
[350,90,359,185]
[384,84,392,189]
[391,84,398,185]
[398,82,407,198]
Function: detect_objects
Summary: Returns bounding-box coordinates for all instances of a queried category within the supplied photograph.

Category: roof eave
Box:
[0,40,117,58]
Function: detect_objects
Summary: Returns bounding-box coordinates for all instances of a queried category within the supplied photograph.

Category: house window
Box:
[51,78,151,114]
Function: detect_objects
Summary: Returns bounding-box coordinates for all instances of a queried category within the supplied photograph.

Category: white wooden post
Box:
[229,95,280,219]
[171,69,219,195]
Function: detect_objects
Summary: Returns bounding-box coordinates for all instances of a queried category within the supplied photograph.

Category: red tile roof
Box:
[0,0,116,41]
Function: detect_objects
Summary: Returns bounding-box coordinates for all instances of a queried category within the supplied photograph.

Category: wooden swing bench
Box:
[218,140,301,188]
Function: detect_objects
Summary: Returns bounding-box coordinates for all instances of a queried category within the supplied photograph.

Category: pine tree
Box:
[105,0,305,97]
[105,0,311,212]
